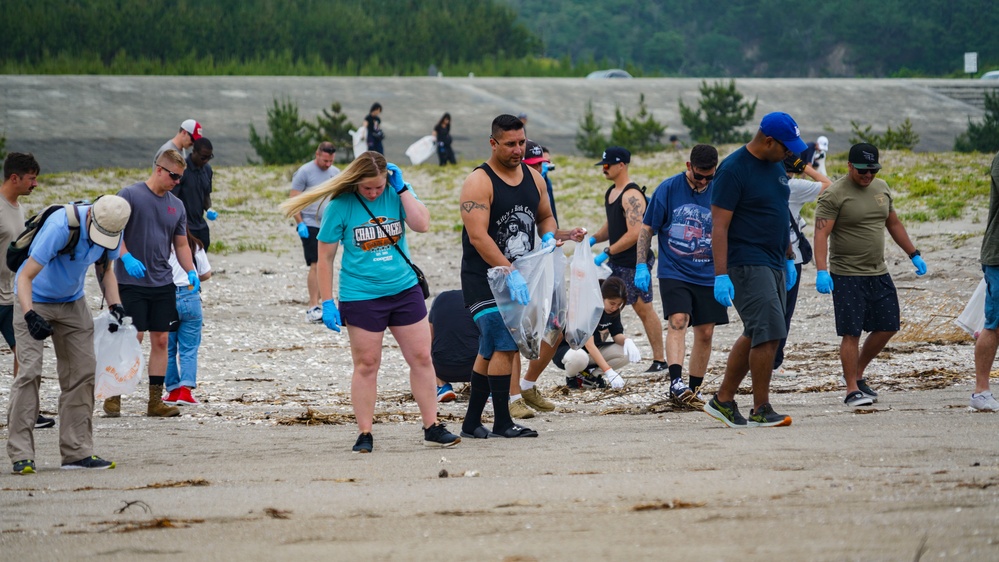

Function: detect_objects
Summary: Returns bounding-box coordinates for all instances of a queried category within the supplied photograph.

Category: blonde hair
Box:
[281,151,387,218]
[156,149,187,171]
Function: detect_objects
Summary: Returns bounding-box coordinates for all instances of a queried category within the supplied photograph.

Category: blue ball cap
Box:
[759,112,808,155]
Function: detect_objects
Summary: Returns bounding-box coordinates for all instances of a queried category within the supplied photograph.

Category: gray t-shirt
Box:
[0,198,24,305]
[154,140,185,165]
[291,160,340,227]
[115,182,188,287]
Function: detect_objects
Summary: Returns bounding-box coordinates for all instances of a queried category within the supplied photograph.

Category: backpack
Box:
[6,203,82,272]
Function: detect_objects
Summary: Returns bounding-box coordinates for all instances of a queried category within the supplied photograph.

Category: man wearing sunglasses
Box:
[814,142,926,409]
[171,138,216,250]
[636,144,725,404]
[154,118,202,164]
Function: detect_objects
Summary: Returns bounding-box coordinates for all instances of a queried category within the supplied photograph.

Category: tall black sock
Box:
[149,376,165,387]
[689,376,704,392]
[461,372,490,433]
[488,374,513,434]
[667,364,682,383]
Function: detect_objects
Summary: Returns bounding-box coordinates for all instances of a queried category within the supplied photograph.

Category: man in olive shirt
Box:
[813,143,927,408]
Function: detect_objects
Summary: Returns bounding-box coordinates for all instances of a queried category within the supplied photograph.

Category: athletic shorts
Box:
[730,265,787,347]
[339,283,426,333]
[432,360,474,384]
[119,284,179,333]
[984,265,999,331]
[831,273,900,337]
[0,304,14,348]
[609,254,655,306]
[472,309,518,361]
[301,226,320,265]
[659,278,728,327]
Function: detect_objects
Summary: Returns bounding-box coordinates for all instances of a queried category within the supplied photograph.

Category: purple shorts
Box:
[339,284,427,332]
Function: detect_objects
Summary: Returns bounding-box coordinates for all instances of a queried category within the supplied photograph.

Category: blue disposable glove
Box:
[785,259,797,291]
[541,232,556,249]
[296,222,309,239]
[541,162,550,178]
[386,162,406,193]
[322,299,341,332]
[206,209,218,221]
[588,236,597,247]
[911,255,927,276]
[508,269,530,306]
[594,251,609,267]
[714,274,734,307]
[121,252,146,278]
[187,270,201,292]
[635,263,651,292]
[816,270,834,294]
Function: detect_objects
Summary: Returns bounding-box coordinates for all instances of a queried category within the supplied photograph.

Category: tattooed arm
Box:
[813,215,836,272]
[609,190,646,255]
[459,168,511,267]
[637,225,654,266]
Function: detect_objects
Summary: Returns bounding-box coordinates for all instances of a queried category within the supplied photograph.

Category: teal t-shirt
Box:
[317,189,418,302]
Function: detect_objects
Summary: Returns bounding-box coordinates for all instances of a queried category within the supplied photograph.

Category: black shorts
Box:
[659,278,728,327]
[301,226,319,265]
[831,273,900,337]
[0,304,14,348]
[119,284,179,332]
[432,360,473,384]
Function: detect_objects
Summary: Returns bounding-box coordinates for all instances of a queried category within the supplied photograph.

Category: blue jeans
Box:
[166,287,203,391]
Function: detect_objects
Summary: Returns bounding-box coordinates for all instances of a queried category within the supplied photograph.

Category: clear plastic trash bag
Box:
[565,241,604,350]
[545,248,569,347]
[488,244,556,359]
[93,311,145,400]
[956,278,987,339]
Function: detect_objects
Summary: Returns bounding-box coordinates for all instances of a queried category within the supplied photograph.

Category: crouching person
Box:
[7,195,131,473]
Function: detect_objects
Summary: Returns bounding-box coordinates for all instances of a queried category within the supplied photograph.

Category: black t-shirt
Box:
[553,309,623,368]
[434,124,452,147]
[171,155,213,231]
[429,290,479,367]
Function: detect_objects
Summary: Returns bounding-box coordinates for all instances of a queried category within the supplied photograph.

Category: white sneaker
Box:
[970,391,999,412]
[306,306,323,324]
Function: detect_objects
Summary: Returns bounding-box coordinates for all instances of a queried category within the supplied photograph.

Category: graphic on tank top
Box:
[352,213,402,258]
[496,205,536,261]
[667,203,712,262]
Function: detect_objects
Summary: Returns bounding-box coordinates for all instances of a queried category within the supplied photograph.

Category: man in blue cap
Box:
[704,112,806,428]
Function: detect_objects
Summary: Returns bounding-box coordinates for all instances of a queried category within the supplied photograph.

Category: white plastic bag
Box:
[350,127,367,157]
[956,278,987,338]
[93,312,145,400]
[544,249,569,347]
[487,245,555,359]
[565,241,604,350]
[405,135,437,165]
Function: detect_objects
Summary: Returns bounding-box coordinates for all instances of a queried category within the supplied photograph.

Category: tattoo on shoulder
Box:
[815,217,828,230]
[461,201,488,213]
[626,198,644,225]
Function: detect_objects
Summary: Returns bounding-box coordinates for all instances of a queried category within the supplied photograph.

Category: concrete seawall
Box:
[1,76,995,173]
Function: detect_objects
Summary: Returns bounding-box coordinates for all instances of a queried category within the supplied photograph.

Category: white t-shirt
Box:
[168,245,211,287]
[788,178,824,264]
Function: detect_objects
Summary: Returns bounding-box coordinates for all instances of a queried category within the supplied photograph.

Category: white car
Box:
[980,70,999,80]
[586,69,634,79]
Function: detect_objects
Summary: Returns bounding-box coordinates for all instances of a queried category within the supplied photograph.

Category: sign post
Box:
[965,52,978,78]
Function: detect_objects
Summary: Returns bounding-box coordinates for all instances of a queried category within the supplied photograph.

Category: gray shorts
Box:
[730,265,787,347]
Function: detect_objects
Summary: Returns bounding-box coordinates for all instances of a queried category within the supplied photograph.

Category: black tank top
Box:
[461,163,540,313]
[604,182,643,268]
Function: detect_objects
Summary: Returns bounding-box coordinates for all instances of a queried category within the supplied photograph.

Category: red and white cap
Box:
[181,119,203,140]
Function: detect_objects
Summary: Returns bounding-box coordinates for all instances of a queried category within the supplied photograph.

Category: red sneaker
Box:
[165,387,199,405]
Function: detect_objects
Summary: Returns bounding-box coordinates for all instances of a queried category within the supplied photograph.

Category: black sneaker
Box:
[856,379,878,402]
[494,424,539,438]
[703,395,747,427]
[748,403,792,427]
[12,459,36,474]
[352,432,373,453]
[61,455,115,470]
[35,415,56,429]
[424,423,461,448]
[844,390,874,408]
[645,360,668,373]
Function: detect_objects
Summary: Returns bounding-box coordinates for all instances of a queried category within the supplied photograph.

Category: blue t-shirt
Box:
[317,188,418,302]
[16,205,122,303]
[115,182,188,287]
[644,172,715,285]
[710,146,790,270]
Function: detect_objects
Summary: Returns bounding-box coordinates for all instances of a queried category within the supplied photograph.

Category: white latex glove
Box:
[622,338,641,363]
[605,369,625,390]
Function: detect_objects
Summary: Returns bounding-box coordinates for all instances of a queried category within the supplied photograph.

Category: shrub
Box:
[248,98,315,165]
[609,94,666,153]
[849,118,920,150]
[306,102,356,162]
[575,100,607,158]
[954,91,999,153]
[678,80,757,144]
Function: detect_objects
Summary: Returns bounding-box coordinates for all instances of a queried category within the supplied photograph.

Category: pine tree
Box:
[248,98,314,165]
[679,80,757,144]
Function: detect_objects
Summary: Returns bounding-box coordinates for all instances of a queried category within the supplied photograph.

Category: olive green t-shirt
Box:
[0,198,24,306]
[980,151,999,266]
[815,175,894,276]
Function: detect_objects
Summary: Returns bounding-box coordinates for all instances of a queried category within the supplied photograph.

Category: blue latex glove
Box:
[785,259,797,291]
[296,222,309,239]
[322,299,341,332]
[588,236,597,247]
[508,269,530,306]
[541,232,556,249]
[206,209,218,221]
[541,162,550,178]
[386,162,406,193]
[912,255,927,276]
[635,263,651,292]
[714,275,734,307]
[594,251,609,267]
[187,270,201,292]
[121,252,146,278]
[816,270,834,294]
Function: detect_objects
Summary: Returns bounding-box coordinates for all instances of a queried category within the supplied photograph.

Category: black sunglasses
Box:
[691,171,715,181]
[855,168,879,175]
[158,165,182,181]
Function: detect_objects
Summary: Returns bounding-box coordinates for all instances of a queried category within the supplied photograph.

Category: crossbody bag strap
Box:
[353,192,417,270]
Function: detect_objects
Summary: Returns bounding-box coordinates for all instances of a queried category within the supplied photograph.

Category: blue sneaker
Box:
[437,383,457,403]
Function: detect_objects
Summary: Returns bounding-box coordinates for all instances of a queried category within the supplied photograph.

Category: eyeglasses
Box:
[200,153,214,161]
[158,165,182,181]
[691,171,715,181]
[602,163,617,171]
[855,168,879,175]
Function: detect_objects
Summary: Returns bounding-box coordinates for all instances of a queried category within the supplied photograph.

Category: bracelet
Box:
[908,249,920,259]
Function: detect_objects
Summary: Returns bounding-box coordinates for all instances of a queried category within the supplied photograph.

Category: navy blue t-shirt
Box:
[710,146,790,270]
[644,171,715,285]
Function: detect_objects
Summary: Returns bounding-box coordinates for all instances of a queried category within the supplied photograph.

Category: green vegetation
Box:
[575,96,667,157]
[849,119,920,150]
[249,99,356,166]
[955,91,999,153]
[0,135,6,160]
[576,101,606,158]
[679,80,757,144]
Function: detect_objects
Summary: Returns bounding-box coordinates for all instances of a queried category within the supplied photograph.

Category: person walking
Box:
[171,137,217,250]
[363,103,385,155]
[433,113,456,166]
[290,142,340,323]
[163,232,212,406]
[154,119,202,163]
[971,148,999,411]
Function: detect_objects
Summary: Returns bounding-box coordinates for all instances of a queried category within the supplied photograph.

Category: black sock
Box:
[689,376,704,392]
[668,364,682,383]
[462,372,490,433]
[488,374,513,434]
[149,376,165,387]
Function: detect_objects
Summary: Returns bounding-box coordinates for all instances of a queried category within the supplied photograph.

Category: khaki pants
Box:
[563,343,629,376]
[7,298,96,465]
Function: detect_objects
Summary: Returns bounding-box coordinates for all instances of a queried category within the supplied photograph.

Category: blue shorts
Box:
[831,273,900,337]
[472,308,518,360]
[610,254,655,305]
[983,265,999,330]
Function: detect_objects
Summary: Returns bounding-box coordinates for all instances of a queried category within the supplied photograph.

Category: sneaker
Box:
[669,378,692,400]
[35,414,56,429]
[521,387,555,412]
[703,395,747,427]
[423,423,461,448]
[645,360,668,373]
[436,383,457,403]
[61,455,115,470]
[970,391,999,412]
[856,379,878,402]
[306,306,323,324]
[509,397,535,419]
[748,403,792,427]
[845,390,874,407]
[494,424,539,438]
[164,387,200,406]
[12,460,35,475]
[460,425,497,439]
[352,432,373,453]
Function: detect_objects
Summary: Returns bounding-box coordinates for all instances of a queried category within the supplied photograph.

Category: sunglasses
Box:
[158,165,182,181]
[855,168,879,175]
[691,171,715,181]
[602,163,617,171]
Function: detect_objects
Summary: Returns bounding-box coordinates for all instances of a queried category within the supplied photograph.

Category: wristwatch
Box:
[603,247,611,255]
[908,249,920,259]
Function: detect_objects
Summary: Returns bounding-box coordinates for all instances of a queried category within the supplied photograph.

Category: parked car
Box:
[586,69,633,79]
[980,70,999,80]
